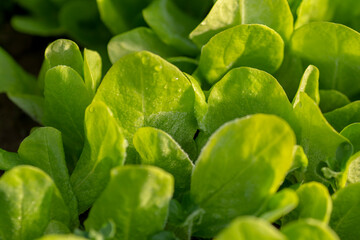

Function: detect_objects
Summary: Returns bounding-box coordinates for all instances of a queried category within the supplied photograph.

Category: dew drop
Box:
[200,22,206,26]
[88,107,94,113]
[164,84,168,89]
[171,77,179,82]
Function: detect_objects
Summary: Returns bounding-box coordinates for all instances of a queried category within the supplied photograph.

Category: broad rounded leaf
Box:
[325,101,360,132]
[330,183,360,240]
[93,51,197,159]
[133,127,194,195]
[290,22,360,99]
[85,165,174,240]
[189,0,293,46]
[282,219,339,240]
[202,67,297,136]
[197,24,284,85]
[283,182,332,224]
[215,217,286,240]
[0,166,70,240]
[191,114,296,237]
[259,189,299,223]
[18,127,78,226]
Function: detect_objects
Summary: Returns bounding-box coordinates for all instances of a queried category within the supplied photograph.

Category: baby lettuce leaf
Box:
[43,66,92,162]
[142,0,199,56]
[133,127,194,196]
[83,48,102,97]
[293,92,353,187]
[324,101,360,132]
[43,39,84,78]
[330,183,360,240]
[289,145,309,174]
[215,216,286,240]
[319,90,351,113]
[85,165,174,240]
[282,219,339,240]
[283,182,332,224]
[38,39,85,93]
[17,127,78,227]
[93,51,197,161]
[201,67,297,137]
[196,24,284,85]
[341,124,360,184]
[345,152,360,185]
[70,101,127,214]
[0,166,70,240]
[290,22,360,99]
[293,65,320,106]
[96,0,151,35]
[341,123,360,153]
[0,148,23,171]
[189,0,293,47]
[258,189,299,223]
[108,27,180,64]
[191,114,296,237]
[294,0,334,29]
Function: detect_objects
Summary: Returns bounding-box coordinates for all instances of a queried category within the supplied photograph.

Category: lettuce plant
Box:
[0,0,360,239]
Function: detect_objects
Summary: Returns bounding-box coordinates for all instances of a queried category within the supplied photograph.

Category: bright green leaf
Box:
[196,24,284,85]
[83,48,102,97]
[293,92,353,188]
[259,189,299,223]
[282,219,339,240]
[93,51,197,161]
[293,65,320,106]
[70,101,127,213]
[201,67,298,137]
[133,127,194,196]
[290,22,360,99]
[43,66,92,161]
[191,114,296,237]
[0,166,70,240]
[283,182,332,224]
[330,182,360,240]
[189,0,293,46]
[18,127,78,227]
[216,217,286,240]
[85,165,174,240]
